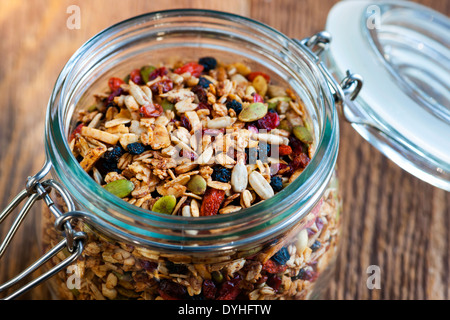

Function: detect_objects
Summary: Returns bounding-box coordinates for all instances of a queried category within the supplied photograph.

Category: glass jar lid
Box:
[325,0,450,191]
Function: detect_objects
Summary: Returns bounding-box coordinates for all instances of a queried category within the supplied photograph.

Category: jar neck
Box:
[45,9,339,252]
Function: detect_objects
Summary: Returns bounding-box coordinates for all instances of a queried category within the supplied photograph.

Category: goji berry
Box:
[200,188,225,216]
[174,62,204,77]
[247,71,271,82]
[262,259,287,274]
[108,77,124,92]
[139,104,163,118]
[278,145,292,156]
[130,69,143,85]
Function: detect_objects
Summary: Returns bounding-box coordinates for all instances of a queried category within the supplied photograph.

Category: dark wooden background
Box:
[0,0,449,300]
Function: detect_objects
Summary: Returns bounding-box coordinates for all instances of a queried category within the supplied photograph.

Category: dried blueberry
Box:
[103,145,123,163]
[270,176,283,192]
[271,246,290,265]
[126,142,145,155]
[198,77,212,89]
[211,166,231,183]
[198,57,217,72]
[226,100,243,114]
[310,240,321,252]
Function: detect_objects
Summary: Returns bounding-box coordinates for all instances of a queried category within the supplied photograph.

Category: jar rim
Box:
[45,9,339,250]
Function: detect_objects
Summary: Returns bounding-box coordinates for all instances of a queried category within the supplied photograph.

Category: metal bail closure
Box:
[0,161,87,300]
[296,31,364,116]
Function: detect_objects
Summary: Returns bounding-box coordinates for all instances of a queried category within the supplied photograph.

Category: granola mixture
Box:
[42,57,342,300]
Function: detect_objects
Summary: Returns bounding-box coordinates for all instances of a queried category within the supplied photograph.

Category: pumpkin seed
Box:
[152,195,177,215]
[238,103,268,122]
[161,99,174,111]
[140,65,156,83]
[103,179,135,198]
[187,175,207,195]
[293,126,313,144]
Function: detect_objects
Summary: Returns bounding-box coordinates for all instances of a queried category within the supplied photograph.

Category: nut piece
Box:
[248,171,274,200]
[231,161,248,193]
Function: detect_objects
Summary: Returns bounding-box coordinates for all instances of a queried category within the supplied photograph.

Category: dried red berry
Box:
[257,110,280,131]
[200,188,225,216]
[216,274,242,300]
[139,104,163,118]
[192,85,208,104]
[69,123,84,141]
[107,87,124,103]
[278,145,292,156]
[202,279,217,300]
[262,259,287,274]
[174,62,204,77]
[150,79,174,95]
[148,66,168,81]
[267,275,282,292]
[130,69,143,85]
[158,279,187,300]
[290,153,310,170]
[253,93,264,103]
[108,77,124,92]
[180,115,192,132]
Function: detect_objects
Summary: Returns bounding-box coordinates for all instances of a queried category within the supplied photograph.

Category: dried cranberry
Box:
[130,69,143,85]
[107,87,124,103]
[150,79,173,95]
[257,110,280,131]
[158,279,187,300]
[216,274,242,300]
[148,66,168,81]
[262,260,287,274]
[267,275,282,292]
[139,104,163,118]
[69,123,84,141]
[253,93,264,103]
[202,279,217,300]
[289,135,306,155]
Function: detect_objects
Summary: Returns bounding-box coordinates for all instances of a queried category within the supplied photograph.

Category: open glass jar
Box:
[1,9,363,300]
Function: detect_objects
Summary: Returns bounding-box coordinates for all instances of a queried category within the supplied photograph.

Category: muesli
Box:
[42,57,341,300]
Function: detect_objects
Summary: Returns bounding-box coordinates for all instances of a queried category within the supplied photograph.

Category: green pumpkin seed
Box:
[152,195,177,215]
[278,119,292,132]
[187,175,207,195]
[104,179,135,198]
[293,126,313,144]
[161,99,174,111]
[238,103,268,122]
[140,65,156,83]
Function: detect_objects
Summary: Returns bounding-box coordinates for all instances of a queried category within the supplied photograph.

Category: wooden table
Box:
[0,0,448,300]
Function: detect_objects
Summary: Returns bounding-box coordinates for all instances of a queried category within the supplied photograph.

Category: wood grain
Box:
[0,0,448,300]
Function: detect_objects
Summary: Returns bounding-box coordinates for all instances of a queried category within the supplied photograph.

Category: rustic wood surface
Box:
[0,0,448,300]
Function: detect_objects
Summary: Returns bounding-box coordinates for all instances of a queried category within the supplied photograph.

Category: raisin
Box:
[180,115,192,131]
[158,279,187,300]
[270,176,284,192]
[126,142,145,155]
[289,135,307,155]
[257,110,280,131]
[198,57,217,72]
[130,69,144,85]
[107,87,124,103]
[139,259,157,272]
[150,79,173,95]
[202,279,217,300]
[271,246,290,265]
[226,100,243,115]
[198,77,212,89]
[292,267,318,282]
[139,104,163,118]
[291,153,310,170]
[191,85,208,104]
[148,66,168,81]
[200,188,225,216]
[211,166,231,183]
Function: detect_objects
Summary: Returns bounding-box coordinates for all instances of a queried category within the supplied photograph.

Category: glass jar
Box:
[2,9,360,300]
